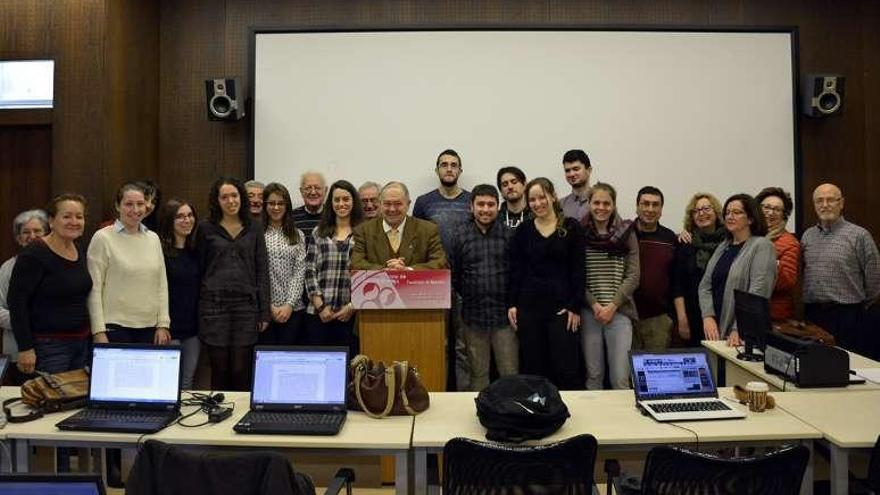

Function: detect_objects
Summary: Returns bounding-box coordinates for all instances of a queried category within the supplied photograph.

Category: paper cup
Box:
[746,381,769,412]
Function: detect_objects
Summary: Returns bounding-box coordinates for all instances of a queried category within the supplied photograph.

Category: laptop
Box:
[56,343,182,434]
[630,349,746,422]
[234,346,348,435]
[0,474,105,494]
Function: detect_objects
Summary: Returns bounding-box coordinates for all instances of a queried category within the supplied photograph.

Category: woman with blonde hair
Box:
[507,177,585,390]
[672,192,725,346]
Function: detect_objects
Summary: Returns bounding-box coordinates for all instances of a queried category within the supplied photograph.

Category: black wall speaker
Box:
[801,74,845,117]
[205,78,244,121]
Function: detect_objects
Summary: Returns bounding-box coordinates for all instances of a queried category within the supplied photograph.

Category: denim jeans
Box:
[581,311,633,390]
[462,322,519,392]
[32,339,90,374]
[170,336,201,390]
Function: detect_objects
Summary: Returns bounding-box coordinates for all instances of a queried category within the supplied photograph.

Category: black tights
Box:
[205,345,253,391]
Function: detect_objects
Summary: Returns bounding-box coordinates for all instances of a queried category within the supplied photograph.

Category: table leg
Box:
[14,440,29,473]
[414,449,427,495]
[800,440,813,495]
[828,443,848,495]
[396,450,410,495]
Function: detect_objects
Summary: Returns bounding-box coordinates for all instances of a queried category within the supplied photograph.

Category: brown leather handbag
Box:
[773,319,837,346]
[2,368,90,423]
[346,355,430,418]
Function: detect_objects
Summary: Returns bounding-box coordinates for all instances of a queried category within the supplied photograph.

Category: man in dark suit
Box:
[351,181,448,270]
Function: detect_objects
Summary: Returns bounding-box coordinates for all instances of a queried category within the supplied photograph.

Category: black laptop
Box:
[56,343,182,434]
[234,346,348,435]
[0,474,105,495]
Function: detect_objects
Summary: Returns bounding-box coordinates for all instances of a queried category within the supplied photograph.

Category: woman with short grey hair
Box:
[0,209,48,382]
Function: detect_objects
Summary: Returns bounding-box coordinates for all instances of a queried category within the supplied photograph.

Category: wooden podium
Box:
[352,269,450,392]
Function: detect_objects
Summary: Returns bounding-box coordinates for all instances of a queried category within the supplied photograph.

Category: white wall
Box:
[254,30,795,227]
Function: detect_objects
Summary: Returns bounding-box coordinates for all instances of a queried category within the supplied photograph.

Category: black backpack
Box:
[475,374,570,443]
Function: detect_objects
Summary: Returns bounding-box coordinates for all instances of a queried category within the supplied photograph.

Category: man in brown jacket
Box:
[351,181,448,270]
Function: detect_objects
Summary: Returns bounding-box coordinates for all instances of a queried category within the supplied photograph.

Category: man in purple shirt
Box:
[559,149,592,221]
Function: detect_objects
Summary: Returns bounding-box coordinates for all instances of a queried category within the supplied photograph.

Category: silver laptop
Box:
[630,349,745,422]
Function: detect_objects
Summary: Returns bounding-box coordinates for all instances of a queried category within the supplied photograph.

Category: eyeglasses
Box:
[691,206,714,215]
[301,186,323,193]
[725,209,746,217]
[814,197,841,206]
[174,212,195,220]
[266,201,286,208]
[761,205,784,214]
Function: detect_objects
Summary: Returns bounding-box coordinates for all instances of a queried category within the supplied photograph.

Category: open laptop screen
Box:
[89,345,181,404]
[252,347,347,407]
[0,474,104,495]
[631,350,717,400]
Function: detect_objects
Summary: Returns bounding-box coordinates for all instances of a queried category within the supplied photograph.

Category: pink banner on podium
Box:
[351,270,451,309]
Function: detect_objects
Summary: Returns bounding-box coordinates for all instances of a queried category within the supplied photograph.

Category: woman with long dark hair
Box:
[261,182,307,345]
[157,198,201,389]
[304,180,364,355]
[197,177,270,391]
[507,177,585,390]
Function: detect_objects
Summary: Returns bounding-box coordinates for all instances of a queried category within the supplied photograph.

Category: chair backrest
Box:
[443,434,598,495]
[868,434,880,492]
[125,440,315,495]
[640,444,810,495]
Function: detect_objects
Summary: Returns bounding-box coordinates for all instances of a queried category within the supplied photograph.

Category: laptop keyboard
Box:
[73,409,171,423]
[247,411,344,427]
[648,400,731,413]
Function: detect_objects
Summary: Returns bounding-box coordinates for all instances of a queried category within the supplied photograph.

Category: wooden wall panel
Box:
[156,0,879,243]
[158,0,228,213]
[0,127,52,260]
[105,0,160,218]
[50,0,108,219]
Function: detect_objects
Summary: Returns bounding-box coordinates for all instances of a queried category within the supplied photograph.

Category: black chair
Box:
[443,434,598,495]
[125,439,354,495]
[850,434,880,494]
[606,444,810,495]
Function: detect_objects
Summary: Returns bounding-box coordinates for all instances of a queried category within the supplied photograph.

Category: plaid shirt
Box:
[450,219,512,329]
[304,228,354,313]
[802,217,880,305]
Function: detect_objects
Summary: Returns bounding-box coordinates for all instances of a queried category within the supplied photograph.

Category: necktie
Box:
[388,227,401,252]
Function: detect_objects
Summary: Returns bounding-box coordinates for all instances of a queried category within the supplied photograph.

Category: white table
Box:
[3,391,415,495]
[775,390,880,495]
[703,340,880,392]
[412,389,821,494]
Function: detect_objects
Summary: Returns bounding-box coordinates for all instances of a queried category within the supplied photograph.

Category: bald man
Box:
[802,183,880,355]
[350,181,447,270]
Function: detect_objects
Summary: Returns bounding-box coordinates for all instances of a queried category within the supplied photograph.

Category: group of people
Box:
[0,148,877,394]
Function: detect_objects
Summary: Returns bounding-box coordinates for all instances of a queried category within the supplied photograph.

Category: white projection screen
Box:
[252,29,798,227]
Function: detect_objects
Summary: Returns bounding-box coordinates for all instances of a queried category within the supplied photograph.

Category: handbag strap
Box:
[354,360,396,419]
[395,361,420,416]
[2,398,44,423]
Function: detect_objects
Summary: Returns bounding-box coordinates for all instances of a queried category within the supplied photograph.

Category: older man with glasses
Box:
[291,171,327,243]
[802,183,880,357]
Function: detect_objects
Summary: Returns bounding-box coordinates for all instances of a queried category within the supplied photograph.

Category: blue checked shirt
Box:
[305,227,354,313]
[450,219,513,330]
